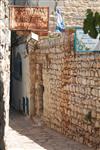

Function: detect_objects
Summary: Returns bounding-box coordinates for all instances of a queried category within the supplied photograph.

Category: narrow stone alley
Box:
[5,110,94,150]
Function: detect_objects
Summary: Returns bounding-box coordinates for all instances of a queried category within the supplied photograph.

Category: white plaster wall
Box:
[12,43,32,116]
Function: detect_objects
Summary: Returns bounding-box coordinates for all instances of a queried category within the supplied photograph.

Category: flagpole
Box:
[54,0,58,12]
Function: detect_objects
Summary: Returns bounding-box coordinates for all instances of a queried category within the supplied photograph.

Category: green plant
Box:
[84,111,92,123]
[83,9,100,39]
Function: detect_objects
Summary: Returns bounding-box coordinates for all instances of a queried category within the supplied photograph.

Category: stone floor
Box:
[5,110,95,150]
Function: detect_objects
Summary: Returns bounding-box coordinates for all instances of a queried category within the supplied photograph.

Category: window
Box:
[13,53,22,81]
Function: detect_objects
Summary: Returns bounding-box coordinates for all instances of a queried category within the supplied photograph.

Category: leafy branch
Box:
[83,9,100,39]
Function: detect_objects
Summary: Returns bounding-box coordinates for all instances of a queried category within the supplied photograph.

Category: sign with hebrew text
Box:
[74,28,100,52]
[9,6,49,36]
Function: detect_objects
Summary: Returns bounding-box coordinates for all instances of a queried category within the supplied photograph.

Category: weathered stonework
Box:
[9,0,100,149]
[28,31,100,149]
[58,0,100,26]
[0,0,11,149]
[28,1,100,148]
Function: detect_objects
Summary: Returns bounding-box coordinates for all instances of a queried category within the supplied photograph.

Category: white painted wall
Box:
[12,43,33,116]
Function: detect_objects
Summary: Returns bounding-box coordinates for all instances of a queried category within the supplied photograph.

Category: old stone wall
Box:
[0,0,11,149]
[29,32,100,149]
[57,0,100,26]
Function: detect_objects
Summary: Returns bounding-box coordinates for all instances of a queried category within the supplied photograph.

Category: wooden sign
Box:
[9,6,49,36]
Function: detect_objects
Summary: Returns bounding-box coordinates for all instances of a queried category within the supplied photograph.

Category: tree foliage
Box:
[83,9,100,39]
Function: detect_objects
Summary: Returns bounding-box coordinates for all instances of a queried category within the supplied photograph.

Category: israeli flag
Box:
[55,8,65,32]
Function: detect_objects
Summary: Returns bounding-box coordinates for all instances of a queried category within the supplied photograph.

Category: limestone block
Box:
[92,110,96,118]
[95,121,100,128]
[96,113,100,120]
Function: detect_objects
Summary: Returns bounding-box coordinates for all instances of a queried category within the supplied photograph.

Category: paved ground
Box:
[5,110,94,150]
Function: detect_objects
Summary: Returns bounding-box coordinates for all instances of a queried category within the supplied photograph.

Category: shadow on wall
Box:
[0,80,5,150]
